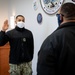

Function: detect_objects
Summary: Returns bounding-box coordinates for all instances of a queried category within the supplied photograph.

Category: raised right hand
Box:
[2,20,9,31]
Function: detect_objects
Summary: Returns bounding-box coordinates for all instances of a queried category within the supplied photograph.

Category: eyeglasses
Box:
[56,14,60,17]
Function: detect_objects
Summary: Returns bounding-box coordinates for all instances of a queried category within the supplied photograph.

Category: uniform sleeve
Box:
[37,35,58,75]
[0,31,9,46]
[30,32,34,60]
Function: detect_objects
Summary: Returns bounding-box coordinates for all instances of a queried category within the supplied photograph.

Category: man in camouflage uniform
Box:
[0,15,34,75]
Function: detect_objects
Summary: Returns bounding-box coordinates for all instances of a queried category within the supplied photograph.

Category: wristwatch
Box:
[40,0,64,15]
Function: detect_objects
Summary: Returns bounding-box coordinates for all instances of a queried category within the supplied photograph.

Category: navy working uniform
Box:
[0,26,34,75]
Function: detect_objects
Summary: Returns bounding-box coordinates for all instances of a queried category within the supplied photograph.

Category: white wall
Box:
[8,0,75,75]
[0,0,8,30]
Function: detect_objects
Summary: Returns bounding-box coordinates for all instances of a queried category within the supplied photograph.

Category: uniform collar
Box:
[57,22,75,30]
[15,26,25,32]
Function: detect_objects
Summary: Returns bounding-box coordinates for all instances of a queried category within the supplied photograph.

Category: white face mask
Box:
[16,21,25,28]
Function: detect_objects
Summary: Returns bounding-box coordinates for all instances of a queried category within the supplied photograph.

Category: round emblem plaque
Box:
[40,0,64,14]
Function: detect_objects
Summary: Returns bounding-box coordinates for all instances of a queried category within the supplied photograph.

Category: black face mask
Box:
[56,14,63,26]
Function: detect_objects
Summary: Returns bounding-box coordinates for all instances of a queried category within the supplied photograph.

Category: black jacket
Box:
[0,26,34,64]
[37,22,75,75]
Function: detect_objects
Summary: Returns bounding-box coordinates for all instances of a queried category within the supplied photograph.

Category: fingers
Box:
[2,20,9,31]
[4,20,8,25]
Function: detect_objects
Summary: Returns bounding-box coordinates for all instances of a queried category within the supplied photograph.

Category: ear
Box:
[15,20,17,24]
[60,14,63,21]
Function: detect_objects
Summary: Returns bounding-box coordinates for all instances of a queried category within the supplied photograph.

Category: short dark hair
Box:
[60,2,75,20]
[16,15,25,19]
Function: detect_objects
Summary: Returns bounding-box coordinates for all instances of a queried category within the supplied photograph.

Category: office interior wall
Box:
[0,0,8,30]
[0,0,74,75]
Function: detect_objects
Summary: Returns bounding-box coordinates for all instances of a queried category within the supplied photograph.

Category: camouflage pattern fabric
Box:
[8,62,32,75]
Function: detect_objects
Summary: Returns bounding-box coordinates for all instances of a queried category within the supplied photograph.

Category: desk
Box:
[0,42,10,75]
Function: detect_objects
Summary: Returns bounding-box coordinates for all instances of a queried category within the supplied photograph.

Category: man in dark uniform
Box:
[37,2,75,75]
[0,15,34,75]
